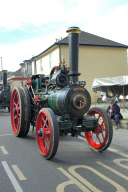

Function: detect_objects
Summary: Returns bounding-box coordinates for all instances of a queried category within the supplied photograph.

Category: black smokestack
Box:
[66,27,81,81]
[2,70,7,89]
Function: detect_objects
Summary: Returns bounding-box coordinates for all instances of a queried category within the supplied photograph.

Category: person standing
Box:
[107,100,123,129]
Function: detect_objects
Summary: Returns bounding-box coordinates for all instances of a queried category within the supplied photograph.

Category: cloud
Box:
[0,0,128,71]
[0,29,68,71]
[0,0,102,30]
[0,0,65,29]
[81,2,128,45]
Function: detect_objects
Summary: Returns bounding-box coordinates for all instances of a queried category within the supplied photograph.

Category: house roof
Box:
[19,63,24,66]
[34,30,128,60]
[59,31,128,48]
[12,68,21,76]
[23,60,31,63]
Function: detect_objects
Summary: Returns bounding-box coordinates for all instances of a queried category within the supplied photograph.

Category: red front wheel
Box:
[85,107,113,152]
[36,108,59,160]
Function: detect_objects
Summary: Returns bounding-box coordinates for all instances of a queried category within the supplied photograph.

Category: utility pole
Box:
[0,57,3,81]
[0,57,3,71]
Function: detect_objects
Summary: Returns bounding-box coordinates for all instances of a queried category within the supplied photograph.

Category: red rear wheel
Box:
[85,107,113,152]
[10,87,25,136]
[36,108,59,160]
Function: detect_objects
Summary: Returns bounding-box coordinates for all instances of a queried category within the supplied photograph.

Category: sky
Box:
[0,0,128,72]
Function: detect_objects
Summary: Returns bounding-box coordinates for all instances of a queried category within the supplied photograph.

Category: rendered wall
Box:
[34,44,127,102]
[79,47,127,102]
[36,48,59,75]
[61,45,128,102]
[9,79,27,92]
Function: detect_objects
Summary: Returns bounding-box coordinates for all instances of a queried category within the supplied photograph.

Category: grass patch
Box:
[102,106,107,110]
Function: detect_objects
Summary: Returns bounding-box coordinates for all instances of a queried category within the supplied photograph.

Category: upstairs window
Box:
[27,63,32,76]
[34,61,36,74]
[40,58,43,71]
[49,53,54,69]
[24,63,32,77]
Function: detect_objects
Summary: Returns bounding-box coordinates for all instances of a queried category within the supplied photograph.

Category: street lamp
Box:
[0,57,3,81]
[0,57,3,71]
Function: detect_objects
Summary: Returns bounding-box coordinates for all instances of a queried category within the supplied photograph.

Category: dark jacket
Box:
[107,103,123,119]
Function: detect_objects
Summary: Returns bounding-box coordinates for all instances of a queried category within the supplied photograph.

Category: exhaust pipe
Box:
[2,70,7,89]
[66,27,81,81]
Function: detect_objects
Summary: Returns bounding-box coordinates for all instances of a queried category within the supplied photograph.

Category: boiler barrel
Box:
[41,86,91,117]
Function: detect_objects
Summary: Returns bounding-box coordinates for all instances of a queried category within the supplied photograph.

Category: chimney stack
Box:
[2,70,7,89]
[66,27,81,81]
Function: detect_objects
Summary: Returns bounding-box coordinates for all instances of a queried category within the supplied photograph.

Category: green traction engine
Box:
[10,27,113,160]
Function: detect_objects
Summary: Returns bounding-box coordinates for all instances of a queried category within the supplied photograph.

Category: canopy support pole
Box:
[95,89,96,107]
[123,85,124,112]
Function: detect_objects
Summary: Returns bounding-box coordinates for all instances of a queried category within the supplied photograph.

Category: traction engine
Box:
[0,70,11,111]
[10,27,113,160]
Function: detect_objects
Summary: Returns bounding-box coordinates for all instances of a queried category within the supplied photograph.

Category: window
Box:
[24,63,32,77]
[40,58,43,71]
[34,61,36,74]
[49,53,54,69]
[27,63,32,76]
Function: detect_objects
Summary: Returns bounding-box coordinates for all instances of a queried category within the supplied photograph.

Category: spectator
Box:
[107,100,123,130]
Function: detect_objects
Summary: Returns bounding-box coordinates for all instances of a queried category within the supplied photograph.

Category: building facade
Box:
[8,68,27,92]
[29,31,128,102]
[18,31,128,102]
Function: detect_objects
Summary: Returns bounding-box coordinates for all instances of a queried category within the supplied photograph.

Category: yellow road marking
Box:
[68,165,127,192]
[12,165,27,181]
[2,161,23,192]
[0,134,13,137]
[113,159,128,169]
[108,148,128,158]
[0,146,9,154]
[97,161,128,180]
[57,167,90,192]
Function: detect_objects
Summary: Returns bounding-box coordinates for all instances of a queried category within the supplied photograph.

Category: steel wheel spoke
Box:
[101,132,105,140]
[96,134,101,143]
[85,108,109,150]
[42,117,48,128]
[94,134,98,143]
[45,138,50,150]
[101,120,104,126]
[36,108,59,159]
[36,113,52,156]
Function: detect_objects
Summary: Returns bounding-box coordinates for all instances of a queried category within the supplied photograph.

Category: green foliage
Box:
[102,106,107,111]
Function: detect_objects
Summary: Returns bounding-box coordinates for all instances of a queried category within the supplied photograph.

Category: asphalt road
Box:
[0,108,128,192]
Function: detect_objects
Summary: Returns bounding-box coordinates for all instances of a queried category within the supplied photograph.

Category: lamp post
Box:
[0,57,3,71]
[0,57,3,81]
